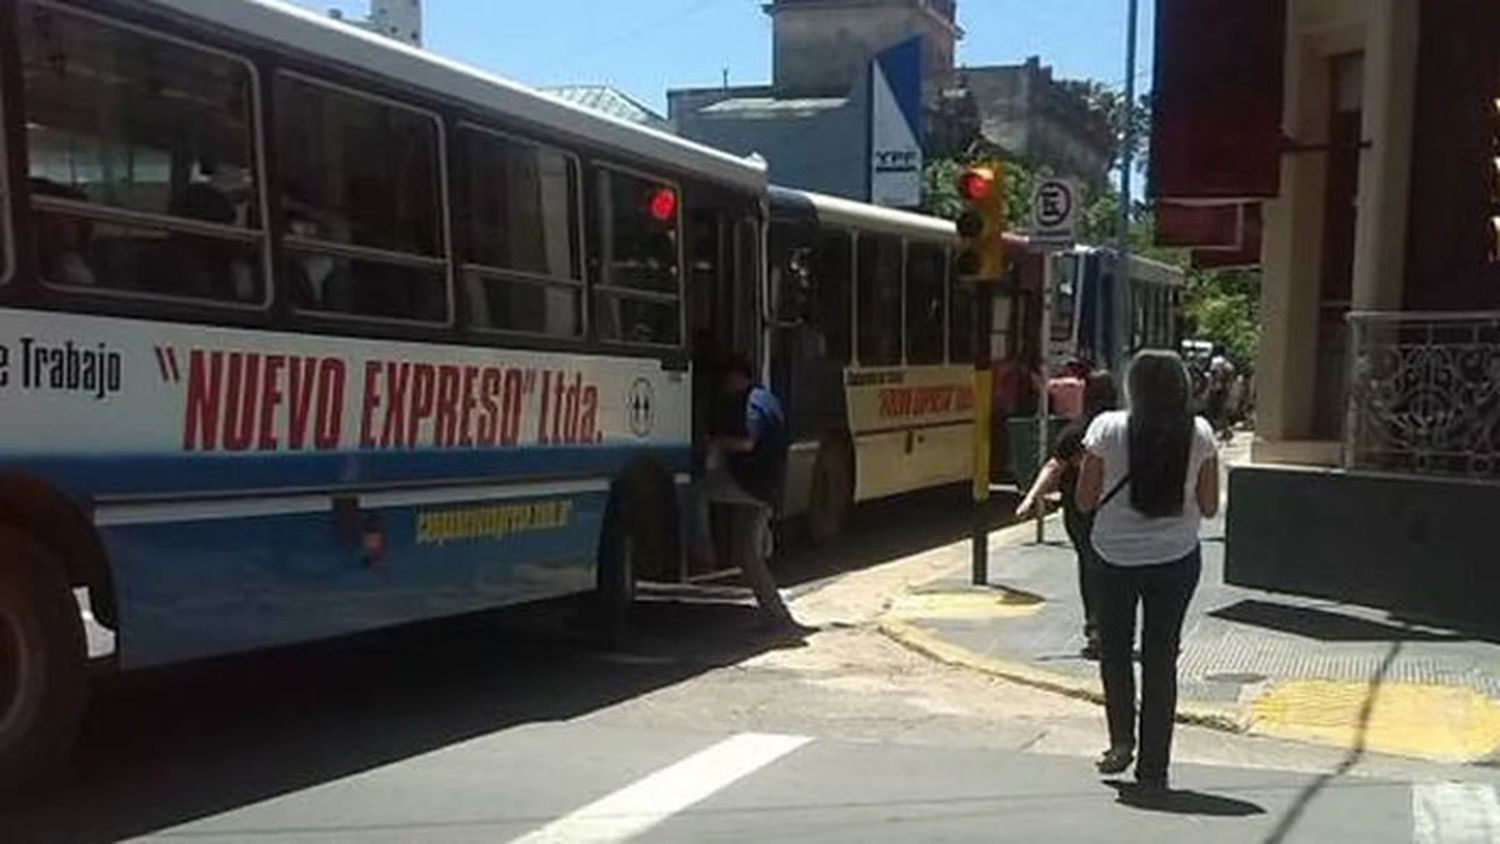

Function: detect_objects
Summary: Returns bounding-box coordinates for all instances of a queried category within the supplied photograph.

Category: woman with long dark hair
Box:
[1016,370,1119,659]
[1076,350,1219,791]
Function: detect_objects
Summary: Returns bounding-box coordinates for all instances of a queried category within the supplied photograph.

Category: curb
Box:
[879,513,1250,736]
[877,617,1249,734]
[877,519,1500,764]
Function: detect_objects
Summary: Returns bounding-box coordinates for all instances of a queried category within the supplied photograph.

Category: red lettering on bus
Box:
[183,349,224,451]
[359,361,382,449]
[501,369,525,446]
[314,358,345,450]
[408,363,436,448]
[458,365,479,448]
[434,364,460,447]
[476,368,501,446]
[259,354,286,451]
[287,357,318,450]
[580,385,599,443]
[380,362,409,449]
[537,370,552,444]
[561,372,581,444]
[222,352,261,452]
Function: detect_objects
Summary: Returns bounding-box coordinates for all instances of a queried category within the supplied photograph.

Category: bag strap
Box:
[1098,474,1131,509]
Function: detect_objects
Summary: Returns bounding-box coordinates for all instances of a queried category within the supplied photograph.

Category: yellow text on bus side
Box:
[415,499,573,546]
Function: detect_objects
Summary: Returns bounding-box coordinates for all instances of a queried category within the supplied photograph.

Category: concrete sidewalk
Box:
[879,506,1500,766]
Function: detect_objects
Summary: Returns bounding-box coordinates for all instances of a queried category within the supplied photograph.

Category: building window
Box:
[456,126,581,337]
[856,233,902,366]
[275,72,448,323]
[905,240,946,365]
[812,230,852,364]
[594,167,681,346]
[20,2,264,303]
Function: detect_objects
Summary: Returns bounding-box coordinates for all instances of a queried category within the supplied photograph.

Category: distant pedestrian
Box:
[692,353,808,636]
[1015,370,1119,659]
[1047,357,1090,419]
[1076,350,1220,791]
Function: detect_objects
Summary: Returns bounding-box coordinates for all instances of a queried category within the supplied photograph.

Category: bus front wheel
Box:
[0,527,86,792]
[593,495,641,649]
[806,439,853,547]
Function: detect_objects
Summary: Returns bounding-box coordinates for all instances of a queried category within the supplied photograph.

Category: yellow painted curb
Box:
[882,512,1500,764]
[877,617,1247,733]
[1250,679,1500,763]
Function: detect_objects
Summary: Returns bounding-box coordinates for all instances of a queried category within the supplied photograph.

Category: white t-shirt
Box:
[1083,410,1218,566]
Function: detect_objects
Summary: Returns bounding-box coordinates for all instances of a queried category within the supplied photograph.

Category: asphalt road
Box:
[3,484,1496,843]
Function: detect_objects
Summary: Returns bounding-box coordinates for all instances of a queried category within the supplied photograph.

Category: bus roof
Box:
[769,186,958,243]
[140,0,768,193]
[1070,246,1186,287]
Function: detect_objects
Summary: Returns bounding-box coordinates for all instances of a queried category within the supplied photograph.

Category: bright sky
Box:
[288,0,1155,115]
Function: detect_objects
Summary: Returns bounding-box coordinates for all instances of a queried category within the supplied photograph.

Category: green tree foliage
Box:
[1182,267,1261,371]
[1059,79,1152,173]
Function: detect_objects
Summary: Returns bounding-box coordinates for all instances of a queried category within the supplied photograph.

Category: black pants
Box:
[1096,547,1202,781]
[1062,508,1101,643]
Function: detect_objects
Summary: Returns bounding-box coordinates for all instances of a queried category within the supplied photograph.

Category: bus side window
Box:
[19,3,264,304]
[905,241,946,365]
[456,126,582,338]
[812,231,852,364]
[274,72,448,323]
[593,167,681,347]
[856,233,902,366]
[948,250,976,364]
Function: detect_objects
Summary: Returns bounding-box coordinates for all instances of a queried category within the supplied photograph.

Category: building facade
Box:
[667,0,1112,202]
[1152,0,1500,623]
[963,58,1114,189]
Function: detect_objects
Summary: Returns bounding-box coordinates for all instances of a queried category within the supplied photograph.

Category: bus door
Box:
[686,203,761,443]
[684,198,761,575]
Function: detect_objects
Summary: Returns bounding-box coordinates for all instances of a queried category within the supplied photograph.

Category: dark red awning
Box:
[1191,204,1263,269]
[1150,0,1287,202]
[1155,202,1243,249]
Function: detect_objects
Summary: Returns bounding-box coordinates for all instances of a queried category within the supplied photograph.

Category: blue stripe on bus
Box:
[108,487,609,669]
[0,443,692,499]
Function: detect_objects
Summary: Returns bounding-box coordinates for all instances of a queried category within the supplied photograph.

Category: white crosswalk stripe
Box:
[508,732,812,844]
[1414,783,1500,844]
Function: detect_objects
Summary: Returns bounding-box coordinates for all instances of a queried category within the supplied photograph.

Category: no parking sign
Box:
[1031,178,1077,250]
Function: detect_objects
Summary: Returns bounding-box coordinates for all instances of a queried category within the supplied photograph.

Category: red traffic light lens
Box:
[957,169,993,201]
[648,187,677,222]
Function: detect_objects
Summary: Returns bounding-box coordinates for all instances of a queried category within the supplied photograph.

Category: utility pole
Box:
[1116,0,1140,370]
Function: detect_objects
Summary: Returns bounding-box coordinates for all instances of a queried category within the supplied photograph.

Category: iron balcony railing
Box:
[1344,310,1500,480]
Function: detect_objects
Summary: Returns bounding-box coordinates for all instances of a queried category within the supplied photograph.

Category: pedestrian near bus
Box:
[692,353,810,637]
[1014,370,1119,659]
[1076,350,1219,791]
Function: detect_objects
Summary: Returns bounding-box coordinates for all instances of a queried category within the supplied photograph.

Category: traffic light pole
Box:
[1035,254,1052,544]
[971,279,996,586]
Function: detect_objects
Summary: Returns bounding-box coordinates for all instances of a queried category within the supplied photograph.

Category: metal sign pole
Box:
[1036,253,1052,544]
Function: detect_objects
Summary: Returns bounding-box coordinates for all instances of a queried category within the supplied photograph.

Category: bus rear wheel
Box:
[0,527,86,792]
[806,439,853,547]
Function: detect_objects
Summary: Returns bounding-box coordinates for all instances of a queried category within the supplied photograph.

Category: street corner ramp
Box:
[886,585,1046,621]
[1249,679,1500,763]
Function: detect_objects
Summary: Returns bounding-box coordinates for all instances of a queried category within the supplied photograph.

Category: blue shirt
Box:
[729,385,789,505]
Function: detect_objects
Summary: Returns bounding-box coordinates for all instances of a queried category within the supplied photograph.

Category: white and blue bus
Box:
[0,0,780,782]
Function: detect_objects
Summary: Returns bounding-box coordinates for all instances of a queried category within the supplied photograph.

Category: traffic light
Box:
[954,164,1006,282]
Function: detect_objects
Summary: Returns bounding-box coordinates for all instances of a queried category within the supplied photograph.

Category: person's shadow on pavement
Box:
[1102,779,1266,816]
